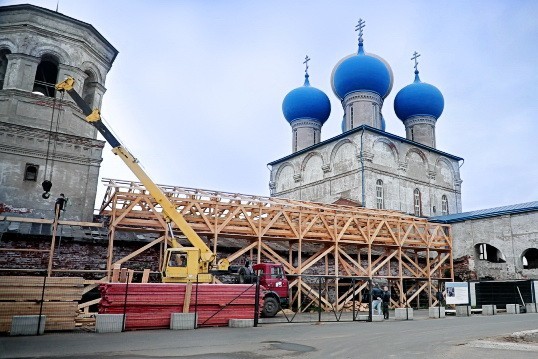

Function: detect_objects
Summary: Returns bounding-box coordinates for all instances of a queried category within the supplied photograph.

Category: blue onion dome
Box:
[282,72,331,124]
[394,70,444,121]
[331,42,393,100]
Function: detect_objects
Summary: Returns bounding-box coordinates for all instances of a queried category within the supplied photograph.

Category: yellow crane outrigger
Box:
[55,77,228,283]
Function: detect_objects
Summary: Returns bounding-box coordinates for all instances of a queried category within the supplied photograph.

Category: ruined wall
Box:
[451,211,538,280]
[0,233,160,280]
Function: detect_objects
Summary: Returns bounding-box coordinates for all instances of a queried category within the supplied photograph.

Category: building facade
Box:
[269,22,463,217]
[0,4,117,221]
[269,125,462,217]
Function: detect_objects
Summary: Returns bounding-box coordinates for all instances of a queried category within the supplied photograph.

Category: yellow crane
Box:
[55,77,228,283]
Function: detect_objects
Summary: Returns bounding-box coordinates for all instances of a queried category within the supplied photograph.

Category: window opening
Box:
[441,195,449,215]
[376,179,384,209]
[350,106,354,129]
[522,248,538,269]
[271,266,283,278]
[33,56,59,97]
[475,243,506,263]
[413,188,421,216]
[24,164,39,181]
[82,70,96,107]
[0,49,10,90]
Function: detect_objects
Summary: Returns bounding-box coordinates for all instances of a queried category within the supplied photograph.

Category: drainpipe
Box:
[456,159,464,213]
[360,127,365,207]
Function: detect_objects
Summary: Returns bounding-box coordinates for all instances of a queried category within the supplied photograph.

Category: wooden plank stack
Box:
[0,276,84,332]
[99,283,261,329]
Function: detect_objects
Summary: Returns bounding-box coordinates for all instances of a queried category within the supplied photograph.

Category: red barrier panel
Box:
[99,283,260,329]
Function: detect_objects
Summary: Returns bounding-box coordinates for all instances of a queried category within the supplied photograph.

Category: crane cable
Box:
[41,90,65,199]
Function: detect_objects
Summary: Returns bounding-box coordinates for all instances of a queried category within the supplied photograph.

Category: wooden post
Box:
[106,226,115,281]
[47,204,60,276]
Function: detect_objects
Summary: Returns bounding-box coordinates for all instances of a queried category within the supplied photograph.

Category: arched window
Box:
[441,195,449,215]
[522,248,538,269]
[0,49,11,90]
[413,188,421,216]
[475,243,506,263]
[82,70,97,107]
[376,179,384,209]
[350,106,354,129]
[33,55,59,97]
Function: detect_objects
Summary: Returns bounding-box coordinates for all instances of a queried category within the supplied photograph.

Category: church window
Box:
[413,188,422,216]
[294,129,298,152]
[376,179,384,209]
[33,55,59,97]
[350,106,354,129]
[0,49,11,90]
[24,163,39,181]
[441,195,449,215]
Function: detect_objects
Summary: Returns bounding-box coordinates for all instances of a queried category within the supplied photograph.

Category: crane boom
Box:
[55,77,225,282]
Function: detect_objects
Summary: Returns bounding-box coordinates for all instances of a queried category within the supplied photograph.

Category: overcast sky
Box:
[7,0,538,212]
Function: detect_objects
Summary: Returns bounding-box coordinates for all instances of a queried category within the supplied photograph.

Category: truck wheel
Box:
[262,297,279,317]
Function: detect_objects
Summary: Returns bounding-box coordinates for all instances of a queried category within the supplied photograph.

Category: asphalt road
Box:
[1,311,537,358]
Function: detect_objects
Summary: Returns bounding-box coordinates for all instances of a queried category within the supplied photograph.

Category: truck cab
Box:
[253,263,289,317]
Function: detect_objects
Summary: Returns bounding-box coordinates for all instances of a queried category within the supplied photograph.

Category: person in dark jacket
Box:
[54,193,67,219]
[371,284,383,315]
[382,285,391,319]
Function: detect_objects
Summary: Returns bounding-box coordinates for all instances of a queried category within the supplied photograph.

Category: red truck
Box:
[238,262,289,317]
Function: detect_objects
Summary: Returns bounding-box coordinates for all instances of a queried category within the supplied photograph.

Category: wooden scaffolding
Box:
[99,178,453,310]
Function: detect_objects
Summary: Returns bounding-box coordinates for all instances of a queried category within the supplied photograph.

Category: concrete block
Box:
[395,308,413,320]
[95,314,124,333]
[455,305,471,317]
[171,313,197,330]
[356,314,384,322]
[228,319,254,328]
[525,303,537,313]
[506,304,520,314]
[429,306,445,318]
[482,305,497,315]
[10,315,46,336]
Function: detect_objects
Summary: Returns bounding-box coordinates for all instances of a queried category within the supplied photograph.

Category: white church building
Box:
[268,21,463,217]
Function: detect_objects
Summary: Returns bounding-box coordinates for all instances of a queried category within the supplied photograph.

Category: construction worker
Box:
[382,285,391,319]
[54,193,67,219]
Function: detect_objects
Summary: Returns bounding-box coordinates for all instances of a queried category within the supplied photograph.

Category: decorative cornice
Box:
[321,164,332,173]
[0,144,103,166]
[403,115,437,127]
[0,122,104,148]
[357,150,373,162]
[343,91,383,107]
[290,119,323,130]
